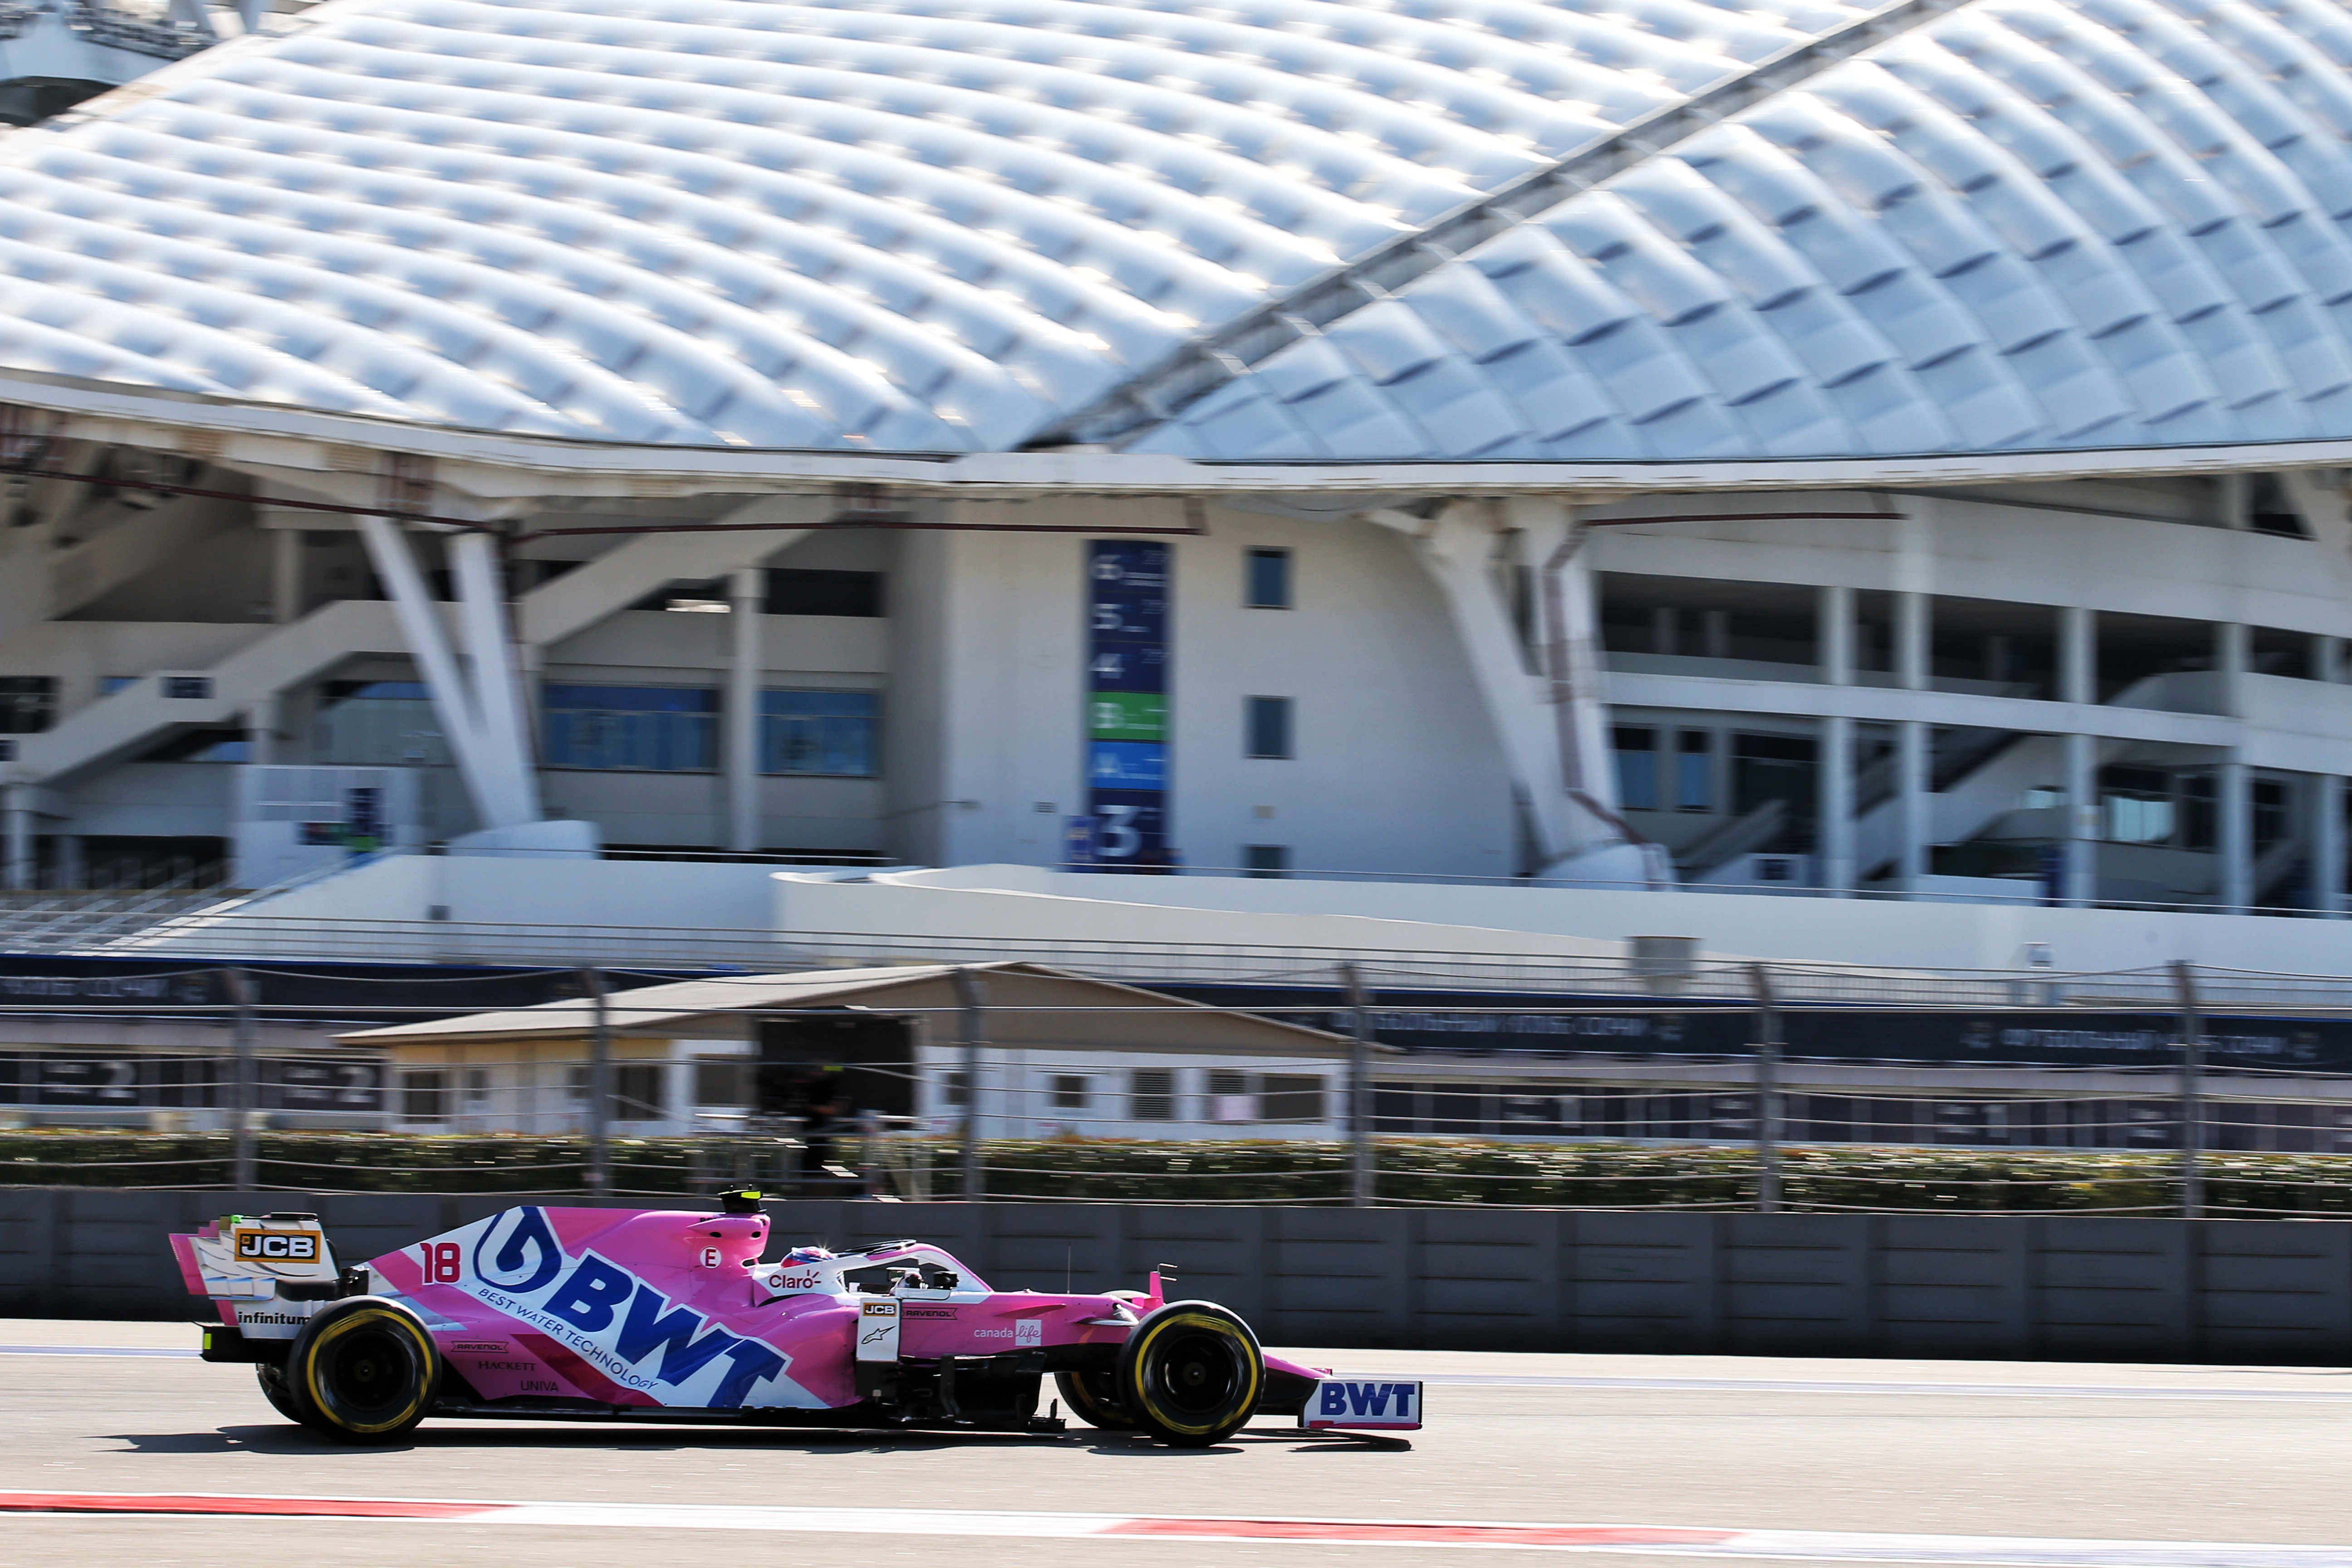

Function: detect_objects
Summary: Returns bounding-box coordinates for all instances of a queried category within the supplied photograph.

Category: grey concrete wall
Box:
[4,1189,2347,1365]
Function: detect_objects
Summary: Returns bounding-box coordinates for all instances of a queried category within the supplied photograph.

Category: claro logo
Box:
[235,1230,319,1261]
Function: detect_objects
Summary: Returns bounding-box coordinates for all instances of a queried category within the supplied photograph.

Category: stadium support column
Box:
[357,515,540,831]
[1362,501,1590,877]
[1,785,31,890]
[726,566,763,854]
[2315,774,2347,917]
[1894,590,1930,893]
[245,693,277,767]
[1819,717,1854,894]
[2218,757,2254,911]
[270,528,302,625]
[1818,587,1854,895]
[2059,607,2097,907]
[2216,622,2253,912]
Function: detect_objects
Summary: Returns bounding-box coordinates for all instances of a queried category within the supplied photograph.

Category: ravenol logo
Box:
[235,1230,319,1262]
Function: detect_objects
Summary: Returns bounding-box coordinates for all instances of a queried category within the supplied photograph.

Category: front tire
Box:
[1113,1302,1262,1448]
[1055,1370,1138,1431]
[288,1301,439,1444]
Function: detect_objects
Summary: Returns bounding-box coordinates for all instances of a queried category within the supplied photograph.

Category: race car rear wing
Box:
[170,1212,345,1334]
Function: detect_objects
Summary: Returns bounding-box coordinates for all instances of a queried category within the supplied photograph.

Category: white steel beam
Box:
[355,515,538,832]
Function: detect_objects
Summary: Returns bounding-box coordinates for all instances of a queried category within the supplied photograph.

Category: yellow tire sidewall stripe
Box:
[1131,1313,1260,1436]
[303,1310,433,1435]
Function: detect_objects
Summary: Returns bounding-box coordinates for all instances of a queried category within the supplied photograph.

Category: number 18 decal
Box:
[423,1241,461,1283]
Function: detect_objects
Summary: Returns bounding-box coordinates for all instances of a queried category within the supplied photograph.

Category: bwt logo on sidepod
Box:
[464,1207,787,1408]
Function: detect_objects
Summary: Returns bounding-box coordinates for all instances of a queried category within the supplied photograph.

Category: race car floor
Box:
[5,1319,2351,1568]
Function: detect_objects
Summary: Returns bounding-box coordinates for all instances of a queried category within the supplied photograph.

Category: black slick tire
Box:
[1113,1301,1262,1448]
[1054,1370,1139,1431]
[254,1361,330,1430]
[286,1300,439,1444]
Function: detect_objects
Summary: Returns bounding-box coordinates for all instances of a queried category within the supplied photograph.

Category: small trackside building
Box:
[335,960,1364,1141]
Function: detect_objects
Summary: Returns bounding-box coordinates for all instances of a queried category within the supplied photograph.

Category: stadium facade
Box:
[0,0,2350,977]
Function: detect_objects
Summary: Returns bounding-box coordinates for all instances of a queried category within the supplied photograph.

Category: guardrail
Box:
[9,1189,2347,1364]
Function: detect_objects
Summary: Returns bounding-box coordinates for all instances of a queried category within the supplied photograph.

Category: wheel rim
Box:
[1147,1328,1242,1416]
[309,1315,427,1431]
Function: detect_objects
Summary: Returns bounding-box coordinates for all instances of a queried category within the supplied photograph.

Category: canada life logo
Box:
[455,1208,788,1408]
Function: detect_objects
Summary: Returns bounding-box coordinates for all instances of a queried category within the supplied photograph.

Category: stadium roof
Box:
[5,0,2352,464]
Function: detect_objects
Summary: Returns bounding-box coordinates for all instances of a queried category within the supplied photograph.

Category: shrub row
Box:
[4,1131,2350,1212]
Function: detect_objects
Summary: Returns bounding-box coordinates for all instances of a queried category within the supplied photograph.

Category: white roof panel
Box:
[5,0,2352,459]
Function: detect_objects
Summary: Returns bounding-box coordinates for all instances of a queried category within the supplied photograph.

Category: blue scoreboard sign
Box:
[1084,540,1170,866]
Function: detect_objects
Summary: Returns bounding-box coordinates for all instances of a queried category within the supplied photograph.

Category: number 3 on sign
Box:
[1096,804,1140,858]
[422,1242,461,1284]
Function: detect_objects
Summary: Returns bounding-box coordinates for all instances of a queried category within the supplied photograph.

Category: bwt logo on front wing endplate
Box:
[235,1230,320,1261]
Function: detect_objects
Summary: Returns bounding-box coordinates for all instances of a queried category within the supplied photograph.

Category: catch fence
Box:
[2,956,2351,1214]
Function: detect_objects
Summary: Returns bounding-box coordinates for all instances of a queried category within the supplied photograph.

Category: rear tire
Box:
[254,1361,327,1429]
[1113,1302,1262,1448]
[1054,1370,1138,1431]
[288,1301,439,1444]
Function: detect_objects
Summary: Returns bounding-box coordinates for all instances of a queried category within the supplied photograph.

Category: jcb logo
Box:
[235,1230,319,1262]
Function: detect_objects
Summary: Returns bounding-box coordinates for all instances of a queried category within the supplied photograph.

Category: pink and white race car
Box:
[171,1193,1423,1447]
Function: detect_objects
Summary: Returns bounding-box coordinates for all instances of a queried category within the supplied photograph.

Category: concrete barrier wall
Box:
[4,1189,2347,1364]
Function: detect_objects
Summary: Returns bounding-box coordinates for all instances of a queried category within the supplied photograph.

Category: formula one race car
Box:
[171,1194,1423,1447]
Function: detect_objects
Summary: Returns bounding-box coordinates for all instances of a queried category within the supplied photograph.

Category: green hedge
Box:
[5,1131,2352,1213]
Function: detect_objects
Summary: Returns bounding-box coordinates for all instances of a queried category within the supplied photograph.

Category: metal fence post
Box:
[225,966,257,1193]
[2172,959,2203,1219]
[1747,962,1781,1215]
[579,965,612,1199]
[1340,962,1375,1208]
[953,966,985,1203]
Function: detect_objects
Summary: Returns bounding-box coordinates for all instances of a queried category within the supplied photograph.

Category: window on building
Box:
[400,1069,450,1122]
[162,677,212,700]
[1244,844,1289,878]
[1676,731,1713,811]
[1051,1074,1089,1110]
[544,685,718,771]
[1207,1068,1254,1122]
[1732,732,1818,853]
[695,1060,750,1107]
[760,690,878,776]
[1245,695,1292,759]
[630,577,730,613]
[2250,627,2318,681]
[99,676,138,696]
[141,730,250,764]
[1261,1075,1326,1124]
[1613,726,1657,810]
[2247,473,2309,538]
[566,1065,590,1105]
[613,1063,666,1121]
[1245,548,1292,609]
[1131,1068,1175,1121]
[943,1070,970,1109]
[316,681,450,766]
[0,677,56,735]
[462,1068,491,1120]
[765,568,884,617]
[2181,772,2218,852]
[2254,776,2292,853]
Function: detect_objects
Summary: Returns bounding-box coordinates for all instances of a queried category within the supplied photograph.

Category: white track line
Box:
[1385,1374,2352,1405]
[1,1491,2345,1564]
[10,1345,2351,1404]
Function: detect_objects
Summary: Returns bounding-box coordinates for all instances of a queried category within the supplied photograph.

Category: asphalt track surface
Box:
[6,1319,2352,1568]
